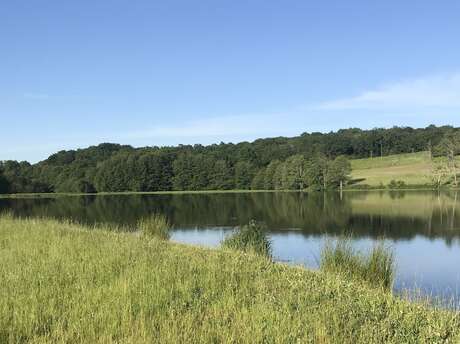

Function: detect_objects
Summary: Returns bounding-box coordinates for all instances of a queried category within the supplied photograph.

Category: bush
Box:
[221,221,272,258]
[320,237,395,290]
[138,214,171,240]
[388,179,406,189]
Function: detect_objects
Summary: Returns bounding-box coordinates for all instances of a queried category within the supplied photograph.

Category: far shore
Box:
[1,187,459,199]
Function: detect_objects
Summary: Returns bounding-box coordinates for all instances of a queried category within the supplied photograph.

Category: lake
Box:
[1,190,460,304]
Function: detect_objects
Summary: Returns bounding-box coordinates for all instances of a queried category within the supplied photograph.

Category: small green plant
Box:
[138,213,171,240]
[320,237,395,290]
[221,220,272,258]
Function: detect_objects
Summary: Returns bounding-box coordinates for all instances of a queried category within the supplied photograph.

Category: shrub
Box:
[320,237,395,290]
[221,221,272,258]
[388,179,406,189]
[138,214,171,240]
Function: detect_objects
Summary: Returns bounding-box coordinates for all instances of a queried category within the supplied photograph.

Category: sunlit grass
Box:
[351,151,431,170]
[0,216,459,343]
[320,237,395,290]
[350,151,460,187]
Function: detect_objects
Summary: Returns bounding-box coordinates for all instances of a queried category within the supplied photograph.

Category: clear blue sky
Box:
[2,0,460,162]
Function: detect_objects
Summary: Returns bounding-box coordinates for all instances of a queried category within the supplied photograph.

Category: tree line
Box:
[0,125,458,194]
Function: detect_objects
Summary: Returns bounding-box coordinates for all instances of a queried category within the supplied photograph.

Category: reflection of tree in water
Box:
[432,190,459,234]
[1,191,460,243]
[388,191,406,200]
[163,192,353,234]
[249,192,352,234]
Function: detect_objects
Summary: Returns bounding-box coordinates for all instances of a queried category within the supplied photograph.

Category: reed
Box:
[320,237,395,290]
[221,220,272,258]
[138,213,171,240]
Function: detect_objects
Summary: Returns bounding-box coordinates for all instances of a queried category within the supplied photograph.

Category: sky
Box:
[1,0,460,162]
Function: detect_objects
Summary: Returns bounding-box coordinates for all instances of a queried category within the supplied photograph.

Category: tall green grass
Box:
[221,220,272,258]
[138,213,171,240]
[320,237,395,290]
[0,216,459,343]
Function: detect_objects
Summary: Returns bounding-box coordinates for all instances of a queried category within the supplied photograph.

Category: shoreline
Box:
[1,187,459,199]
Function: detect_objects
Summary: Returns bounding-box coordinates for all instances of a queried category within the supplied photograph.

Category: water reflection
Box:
[1,191,459,242]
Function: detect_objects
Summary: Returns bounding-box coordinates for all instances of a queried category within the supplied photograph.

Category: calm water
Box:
[2,191,460,302]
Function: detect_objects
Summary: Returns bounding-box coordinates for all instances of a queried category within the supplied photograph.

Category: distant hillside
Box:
[1,125,459,194]
[351,151,460,187]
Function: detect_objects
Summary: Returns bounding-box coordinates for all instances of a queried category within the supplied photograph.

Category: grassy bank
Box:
[1,216,459,343]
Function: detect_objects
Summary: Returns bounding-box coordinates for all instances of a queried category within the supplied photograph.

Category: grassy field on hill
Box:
[1,215,459,343]
[350,151,460,187]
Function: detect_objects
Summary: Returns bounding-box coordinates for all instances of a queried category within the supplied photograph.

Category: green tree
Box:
[284,155,308,190]
[263,160,281,190]
[431,161,450,188]
[209,160,234,190]
[234,161,255,189]
[172,153,194,190]
[0,172,10,194]
[251,168,266,190]
[327,156,352,190]
[306,154,329,190]
[437,132,460,186]
[273,162,288,190]
[172,153,214,190]
[94,154,132,192]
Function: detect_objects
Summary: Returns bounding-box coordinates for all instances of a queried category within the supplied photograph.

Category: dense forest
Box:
[1,125,459,194]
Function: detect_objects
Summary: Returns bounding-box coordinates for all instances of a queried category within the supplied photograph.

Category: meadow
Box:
[351,151,460,187]
[1,215,460,343]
